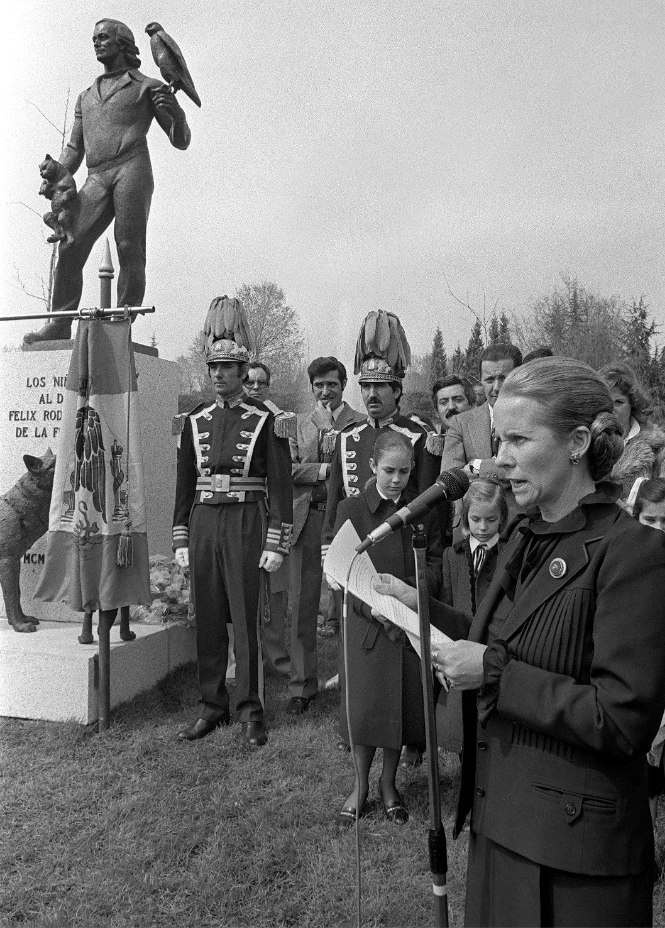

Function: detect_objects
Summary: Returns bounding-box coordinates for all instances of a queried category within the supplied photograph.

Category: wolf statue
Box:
[0,450,56,632]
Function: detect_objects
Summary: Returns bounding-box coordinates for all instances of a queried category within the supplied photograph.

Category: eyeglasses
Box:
[247,380,268,388]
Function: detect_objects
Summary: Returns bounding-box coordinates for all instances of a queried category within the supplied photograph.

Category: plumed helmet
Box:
[203,296,252,365]
[354,310,412,383]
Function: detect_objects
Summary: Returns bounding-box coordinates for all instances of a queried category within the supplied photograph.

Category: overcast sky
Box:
[3,1,664,374]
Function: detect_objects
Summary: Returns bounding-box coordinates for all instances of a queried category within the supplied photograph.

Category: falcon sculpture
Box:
[145,22,202,108]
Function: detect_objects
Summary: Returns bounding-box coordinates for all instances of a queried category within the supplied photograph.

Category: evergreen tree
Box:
[465,319,484,379]
[498,312,511,343]
[429,326,447,382]
[488,312,500,344]
[451,344,465,376]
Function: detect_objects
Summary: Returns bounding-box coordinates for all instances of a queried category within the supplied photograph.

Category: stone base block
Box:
[0,620,195,724]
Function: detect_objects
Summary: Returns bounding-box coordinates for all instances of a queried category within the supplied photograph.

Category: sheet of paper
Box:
[324,519,452,659]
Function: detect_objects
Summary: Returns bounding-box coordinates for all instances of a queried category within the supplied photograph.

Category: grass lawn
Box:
[2,634,664,927]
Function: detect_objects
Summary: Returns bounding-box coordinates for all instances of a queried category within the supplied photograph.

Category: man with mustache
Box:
[173,299,293,746]
[433,375,476,433]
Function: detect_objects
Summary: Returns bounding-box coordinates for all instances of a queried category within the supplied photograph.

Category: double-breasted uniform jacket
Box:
[321,410,442,562]
[173,396,293,554]
[334,479,440,749]
[429,485,665,878]
[290,401,364,544]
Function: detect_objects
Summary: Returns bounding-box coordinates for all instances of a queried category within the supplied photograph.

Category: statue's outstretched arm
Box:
[151,86,191,150]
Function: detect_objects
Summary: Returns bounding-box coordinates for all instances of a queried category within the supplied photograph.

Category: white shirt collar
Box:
[376,486,401,505]
[469,534,499,554]
[331,401,346,423]
[625,417,640,443]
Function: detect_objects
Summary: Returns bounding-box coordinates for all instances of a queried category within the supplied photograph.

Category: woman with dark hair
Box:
[375,357,665,926]
[600,362,665,511]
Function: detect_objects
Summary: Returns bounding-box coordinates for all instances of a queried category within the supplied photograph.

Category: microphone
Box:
[355,467,470,552]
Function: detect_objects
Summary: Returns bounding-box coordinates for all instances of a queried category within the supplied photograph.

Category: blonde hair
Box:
[500,357,624,481]
[462,480,508,532]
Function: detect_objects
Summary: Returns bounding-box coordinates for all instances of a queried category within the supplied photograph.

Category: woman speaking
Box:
[376,358,665,926]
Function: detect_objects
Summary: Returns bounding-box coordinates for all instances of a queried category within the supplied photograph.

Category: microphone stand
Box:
[412,522,449,927]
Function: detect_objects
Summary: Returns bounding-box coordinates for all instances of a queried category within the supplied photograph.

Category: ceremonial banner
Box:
[34,319,151,611]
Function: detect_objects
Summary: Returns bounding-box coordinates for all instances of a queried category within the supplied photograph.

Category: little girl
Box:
[435,479,507,752]
[439,479,507,615]
[331,430,439,826]
[634,478,665,826]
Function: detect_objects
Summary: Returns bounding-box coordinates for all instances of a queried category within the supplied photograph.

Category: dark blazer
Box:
[430,486,665,877]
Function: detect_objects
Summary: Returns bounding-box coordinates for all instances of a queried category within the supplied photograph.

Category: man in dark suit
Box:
[285,357,364,714]
[441,343,522,522]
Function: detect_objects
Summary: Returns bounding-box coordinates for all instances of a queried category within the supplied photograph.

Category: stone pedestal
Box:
[0,341,180,624]
[0,619,195,723]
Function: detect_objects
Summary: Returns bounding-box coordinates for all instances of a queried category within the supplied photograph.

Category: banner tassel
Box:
[117,515,133,567]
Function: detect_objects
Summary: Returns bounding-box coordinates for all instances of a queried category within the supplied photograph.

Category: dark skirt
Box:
[464,833,653,927]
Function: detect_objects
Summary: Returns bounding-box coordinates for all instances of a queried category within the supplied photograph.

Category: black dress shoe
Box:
[380,789,409,824]
[337,802,368,827]
[241,720,267,746]
[177,715,229,741]
[286,695,315,715]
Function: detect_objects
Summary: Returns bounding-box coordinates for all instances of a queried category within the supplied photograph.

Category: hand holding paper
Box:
[324,519,451,661]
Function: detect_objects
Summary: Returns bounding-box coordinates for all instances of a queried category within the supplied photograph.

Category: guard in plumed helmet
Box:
[321,309,443,562]
[173,296,293,746]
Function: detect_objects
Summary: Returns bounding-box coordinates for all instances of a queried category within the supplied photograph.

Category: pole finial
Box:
[99,239,114,278]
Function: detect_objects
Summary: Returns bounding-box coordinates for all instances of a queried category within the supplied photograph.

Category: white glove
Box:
[259,551,283,573]
[174,548,189,569]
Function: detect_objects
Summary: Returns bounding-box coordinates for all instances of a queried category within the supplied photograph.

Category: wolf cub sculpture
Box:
[38,154,78,244]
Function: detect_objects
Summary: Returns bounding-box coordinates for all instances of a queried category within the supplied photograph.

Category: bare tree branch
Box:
[8,200,44,221]
[27,99,65,139]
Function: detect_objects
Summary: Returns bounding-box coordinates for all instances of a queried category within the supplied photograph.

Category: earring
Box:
[569,451,580,464]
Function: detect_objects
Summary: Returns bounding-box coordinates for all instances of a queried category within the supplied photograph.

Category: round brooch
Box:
[549,558,567,579]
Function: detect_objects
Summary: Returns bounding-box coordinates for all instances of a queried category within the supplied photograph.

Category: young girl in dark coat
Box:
[435,480,507,752]
[439,480,507,615]
[331,430,439,826]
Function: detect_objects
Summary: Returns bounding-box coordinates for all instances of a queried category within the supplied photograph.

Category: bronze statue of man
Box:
[25,19,191,343]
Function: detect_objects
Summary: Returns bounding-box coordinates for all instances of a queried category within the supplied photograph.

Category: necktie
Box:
[491,426,499,457]
[473,543,487,577]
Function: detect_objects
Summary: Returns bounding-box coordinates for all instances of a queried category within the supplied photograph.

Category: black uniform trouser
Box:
[286,508,324,698]
[189,502,265,722]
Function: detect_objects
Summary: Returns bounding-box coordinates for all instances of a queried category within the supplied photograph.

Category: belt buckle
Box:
[211,474,231,492]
